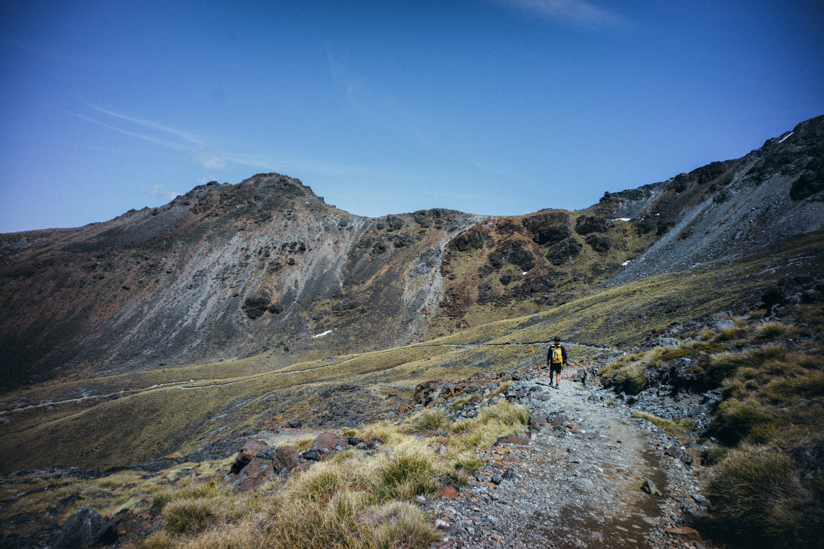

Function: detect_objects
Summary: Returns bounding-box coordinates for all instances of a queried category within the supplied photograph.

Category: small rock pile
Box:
[223,432,383,491]
[760,273,824,316]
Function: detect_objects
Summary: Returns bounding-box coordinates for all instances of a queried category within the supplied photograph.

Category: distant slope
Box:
[0,115,822,393]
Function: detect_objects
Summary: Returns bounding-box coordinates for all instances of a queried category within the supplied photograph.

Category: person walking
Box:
[546,337,567,389]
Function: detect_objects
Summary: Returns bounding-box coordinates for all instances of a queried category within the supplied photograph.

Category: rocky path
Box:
[426,371,710,548]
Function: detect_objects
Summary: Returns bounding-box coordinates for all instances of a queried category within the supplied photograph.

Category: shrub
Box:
[291,435,316,453]
[713,398,778,443]
[288,461,359,503]
[130,530,175,549]
[172,520,267,549]
[450,451,480,474]
[758,322,787,339]
[272,491,370,549]
[632,411,693,438]
[413,409,447,432]
[606,363,647,394]
[377,441,440,500]
[150,490,175,512]
[371,500,441,549]
[164,498,214,534]
[701,444,728,466]
[714,327,747,342]
[707,445,820,548]
[478,400,529,426]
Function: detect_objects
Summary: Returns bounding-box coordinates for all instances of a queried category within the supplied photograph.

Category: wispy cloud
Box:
[87,104,204,145]
[492,0,621,28]
[74,103,404,183]
[77,104,228,170]
[148,184,183,200]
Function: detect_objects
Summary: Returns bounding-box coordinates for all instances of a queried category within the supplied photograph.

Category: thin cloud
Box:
[75,105,230,170]
[86,104,204,145]
[68,112,184,150]
[196,151,228,170]
[148,184,182,200]
[75,103,407,183]
[493,0,621,28]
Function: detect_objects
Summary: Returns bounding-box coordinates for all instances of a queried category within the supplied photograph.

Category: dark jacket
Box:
[547,344,567,365]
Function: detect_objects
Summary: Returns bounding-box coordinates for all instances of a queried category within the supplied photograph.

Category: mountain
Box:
[2,114,824,549]
[2,116,822,393]
[0,115,822,475]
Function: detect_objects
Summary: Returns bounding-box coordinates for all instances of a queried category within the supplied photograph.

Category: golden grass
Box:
[632,410,694,439]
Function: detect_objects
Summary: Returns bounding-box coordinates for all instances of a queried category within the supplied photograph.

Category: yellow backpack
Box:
[551,345,563,365]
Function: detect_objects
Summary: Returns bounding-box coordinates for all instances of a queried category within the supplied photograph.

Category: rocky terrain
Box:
[0,116,823,548]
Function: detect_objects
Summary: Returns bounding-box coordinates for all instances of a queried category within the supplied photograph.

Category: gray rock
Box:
[690,493,710,506]
[666,444,694,465]
[54,506,117,549]
[658,337,680,347]
[641,478,662,496]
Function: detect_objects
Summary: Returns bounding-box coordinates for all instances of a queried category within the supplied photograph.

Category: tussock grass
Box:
[707,444,823,549]
[632,411,694,438]
[593,302,824,549]
[377,441,441,500]
[164,498,214,534]
[412,409,447,432]
[600,360,647,394]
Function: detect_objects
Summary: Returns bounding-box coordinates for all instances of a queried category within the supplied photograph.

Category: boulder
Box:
[230,457,275,491]
[665,527,702,540]
[241,290,272,320]
[230,439,269,474]
[641,478,662,496]
[546,239,582,265]
[300,449,322,461]
[575,215,609,235]
[494,435,530,446]
[109,509,153,539]
[438,486,458,499]
[522,212,571,245]
[585,234,611,254]
[666,444,694,465]
[54,506,117,549]
[272,446,301,472]
[310,432,351,453]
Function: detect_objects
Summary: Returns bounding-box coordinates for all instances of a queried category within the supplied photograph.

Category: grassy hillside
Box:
[2,230,822,474]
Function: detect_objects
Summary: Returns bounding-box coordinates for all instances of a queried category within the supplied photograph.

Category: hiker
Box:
[546,337,567,389]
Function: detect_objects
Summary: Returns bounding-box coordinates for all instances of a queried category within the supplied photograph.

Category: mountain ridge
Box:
[1,116,822,394]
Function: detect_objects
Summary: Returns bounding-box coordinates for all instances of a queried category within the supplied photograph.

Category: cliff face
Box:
[1,116,823,393]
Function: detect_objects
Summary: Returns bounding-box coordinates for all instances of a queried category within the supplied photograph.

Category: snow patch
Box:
[614,218,631,222]
[621,260,631,266]
[312,330,333,339]
[779,132,793,143]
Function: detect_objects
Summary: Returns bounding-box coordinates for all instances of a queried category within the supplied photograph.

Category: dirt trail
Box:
[429,370,702,548]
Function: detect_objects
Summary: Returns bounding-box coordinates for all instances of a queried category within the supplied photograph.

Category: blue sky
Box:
[1,0,823,233]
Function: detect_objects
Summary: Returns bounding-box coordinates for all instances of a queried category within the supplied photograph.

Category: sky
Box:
[1,0,823,234]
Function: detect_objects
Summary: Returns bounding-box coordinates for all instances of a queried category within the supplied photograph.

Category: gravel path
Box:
[426,371,711,548]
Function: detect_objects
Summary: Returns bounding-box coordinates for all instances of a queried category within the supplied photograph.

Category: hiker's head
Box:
[554,337,560,344]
